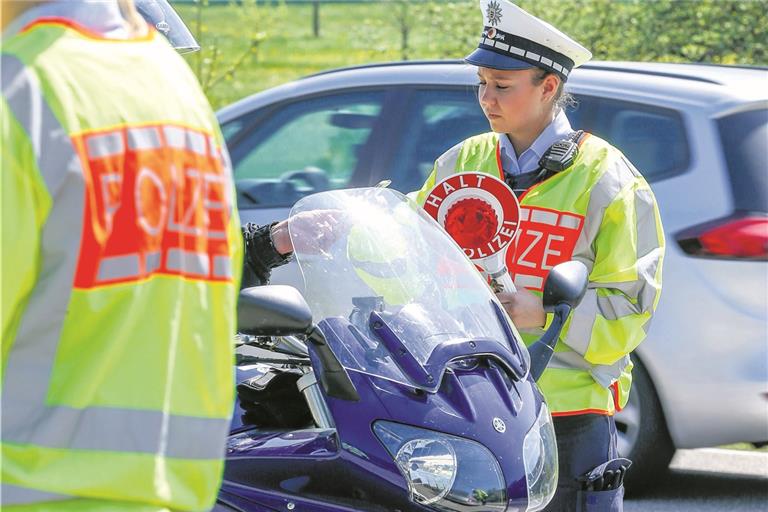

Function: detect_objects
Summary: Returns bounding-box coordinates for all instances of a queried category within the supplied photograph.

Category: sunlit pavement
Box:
[625,449,768,511]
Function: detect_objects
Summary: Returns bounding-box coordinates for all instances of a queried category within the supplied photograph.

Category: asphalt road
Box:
[625,449,768,511]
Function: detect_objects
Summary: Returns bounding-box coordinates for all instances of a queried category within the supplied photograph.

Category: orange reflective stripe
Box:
[611,381,624,412]
[508,205,584,291]
[495,142,504,180]
[72,123,234,289]
[20,17,155,43]
[551,408,612,417]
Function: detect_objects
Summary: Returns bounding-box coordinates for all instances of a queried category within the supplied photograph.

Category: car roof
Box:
[217,60,768,122]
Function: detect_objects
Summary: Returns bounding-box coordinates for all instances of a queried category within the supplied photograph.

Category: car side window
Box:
[568,95,689,182]
[226,91,385,209]
[389,88,488,193]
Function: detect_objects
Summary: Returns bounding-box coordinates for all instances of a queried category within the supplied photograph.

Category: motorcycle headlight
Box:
[374,421,506,511]
[523,404,558,512]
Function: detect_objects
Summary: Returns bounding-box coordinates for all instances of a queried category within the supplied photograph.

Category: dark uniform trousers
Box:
[544,414,623,512]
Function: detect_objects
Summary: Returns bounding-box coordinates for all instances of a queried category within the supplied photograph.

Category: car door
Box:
[222,89,395,226]
[383,86,489,194]
[220,88,397,288]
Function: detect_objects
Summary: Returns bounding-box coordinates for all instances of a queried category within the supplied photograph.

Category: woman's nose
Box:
[478,87,495,108]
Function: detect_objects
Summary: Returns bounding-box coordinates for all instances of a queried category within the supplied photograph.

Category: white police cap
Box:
[465,0,592,80]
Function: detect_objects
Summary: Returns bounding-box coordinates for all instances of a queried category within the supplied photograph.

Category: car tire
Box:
[614,357,675,495]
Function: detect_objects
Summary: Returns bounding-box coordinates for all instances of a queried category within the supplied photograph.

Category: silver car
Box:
[217,61,768,489]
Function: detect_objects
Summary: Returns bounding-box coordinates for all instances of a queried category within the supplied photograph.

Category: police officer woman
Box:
[412,1,665,511]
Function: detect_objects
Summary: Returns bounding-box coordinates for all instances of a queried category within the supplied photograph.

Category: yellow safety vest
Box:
[2,18,242,511]
[413,132,664,416]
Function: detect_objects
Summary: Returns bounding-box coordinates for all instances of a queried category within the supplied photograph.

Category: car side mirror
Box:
[238,285,313,336]
[542,260,589,311]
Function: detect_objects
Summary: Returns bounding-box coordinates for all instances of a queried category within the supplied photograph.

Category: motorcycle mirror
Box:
[238,285,313,336]
[528,260,589,381]
[542,260,589,311]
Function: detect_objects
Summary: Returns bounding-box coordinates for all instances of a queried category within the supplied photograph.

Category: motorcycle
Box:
[214,188,588,512]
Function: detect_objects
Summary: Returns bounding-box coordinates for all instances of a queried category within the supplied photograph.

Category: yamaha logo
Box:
[492,417,506,433]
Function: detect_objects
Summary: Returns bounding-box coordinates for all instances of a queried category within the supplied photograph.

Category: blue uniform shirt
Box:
[498,109,573,175]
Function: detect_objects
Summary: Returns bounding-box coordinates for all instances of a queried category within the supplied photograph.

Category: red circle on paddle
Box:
[423,172,520,260]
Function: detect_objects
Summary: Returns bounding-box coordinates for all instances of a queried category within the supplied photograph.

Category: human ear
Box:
[541,74,560,104]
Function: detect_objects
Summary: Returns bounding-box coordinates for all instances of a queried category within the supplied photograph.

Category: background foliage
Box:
[175,0,768,109]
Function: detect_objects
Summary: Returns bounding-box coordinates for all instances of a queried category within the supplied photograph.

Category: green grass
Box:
[174,1,768,110]
[175,2,474,109]
[719,443,768,452]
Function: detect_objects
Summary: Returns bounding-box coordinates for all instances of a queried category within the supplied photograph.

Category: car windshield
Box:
[288,188,525,390]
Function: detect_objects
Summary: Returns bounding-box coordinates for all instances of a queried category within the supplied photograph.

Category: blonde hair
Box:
[117,0,147,36]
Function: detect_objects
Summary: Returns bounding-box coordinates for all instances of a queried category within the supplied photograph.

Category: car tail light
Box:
[676,214,768,260]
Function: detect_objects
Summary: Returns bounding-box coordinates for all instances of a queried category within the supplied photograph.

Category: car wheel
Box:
[614,357,675,494]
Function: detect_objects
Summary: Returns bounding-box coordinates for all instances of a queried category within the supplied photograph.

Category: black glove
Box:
[241,222,291,288]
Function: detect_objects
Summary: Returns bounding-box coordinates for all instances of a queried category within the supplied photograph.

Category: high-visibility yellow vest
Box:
[2,18,242,511]
[413,132,664,416]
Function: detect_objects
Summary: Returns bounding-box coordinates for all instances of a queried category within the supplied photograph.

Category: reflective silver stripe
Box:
[146,251,162,273]
[213,255,232,279]
[188,129,207,155]
[2,405,228,459]
[635,188,659,257]
[549,350,593,371]
[541,57,553,67]
[513,274,543,290]
[163,125,186,148]
[571,159,631,271]
[495,41,510,52]
[549,351,631,389]
[127,126,161,150]
[97,254,141,281]
[530,209,558,226]
[520,207,531,222]
[166,248,210,276]
[553,63,564,73]
[591,355,631,388]
[597,293,643,319]
[510,46,525,56]
[1,54,87,442]
[208,135,217,156]
[86,131,124,159]
[563,288,598,355]
[1,55,77,195]
[559,213,581,229]
[1,484,72,506]
[634,187,663,313]
[434,141,463,183]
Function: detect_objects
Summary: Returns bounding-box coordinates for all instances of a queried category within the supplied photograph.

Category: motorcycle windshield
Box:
[288,188,526,390]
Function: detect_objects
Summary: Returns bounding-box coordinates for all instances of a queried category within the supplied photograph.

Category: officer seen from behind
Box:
[1,1,241,509]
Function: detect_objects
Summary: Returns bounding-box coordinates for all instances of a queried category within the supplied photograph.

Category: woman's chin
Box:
[486,118,508,133]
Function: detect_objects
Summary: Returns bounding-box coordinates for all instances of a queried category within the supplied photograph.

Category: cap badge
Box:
[155,21,170,34]
[486,0,503,26]
[486,27,497,39]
